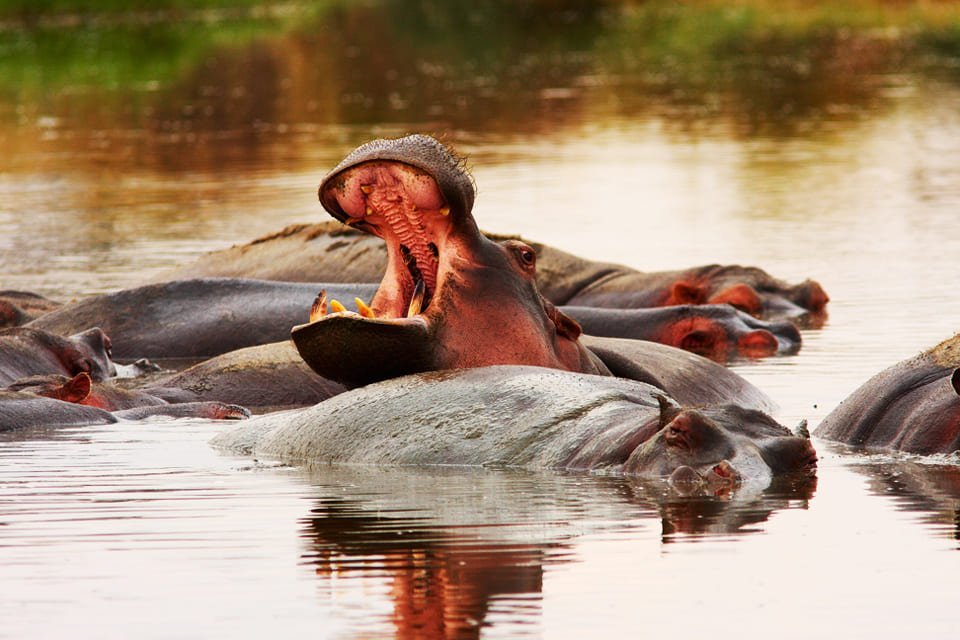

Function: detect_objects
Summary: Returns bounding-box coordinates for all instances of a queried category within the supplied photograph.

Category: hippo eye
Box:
[516,247,536,269]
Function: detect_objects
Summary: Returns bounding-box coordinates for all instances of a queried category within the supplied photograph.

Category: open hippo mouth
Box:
[293,134,604,389]
[291,135,478,387]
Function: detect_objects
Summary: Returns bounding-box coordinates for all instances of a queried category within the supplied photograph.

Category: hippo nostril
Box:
[679,329,718,354]
[738,329,778,358]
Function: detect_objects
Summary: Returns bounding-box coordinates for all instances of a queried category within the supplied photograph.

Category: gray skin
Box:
[27,279,377,359]
[0,326,114,385]
[0,387,249,433]
[566,304,801,360]
[147,341,345,413]
[213,366,815,489]
[20,279,799,363]
[159,221,828,325]
[815,333,960,455]
[0,290,62,328]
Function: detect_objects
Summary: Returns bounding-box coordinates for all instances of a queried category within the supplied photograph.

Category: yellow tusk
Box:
[355,298,375,318]
[365,205,374,216]
[360,184,373,194]
[438,206,450,216]
[309,291,327,322]
[407,280,425,317]
[329,299,347,314]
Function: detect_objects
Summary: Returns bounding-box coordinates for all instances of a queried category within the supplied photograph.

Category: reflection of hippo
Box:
[214,366,815,488]
[0,326,114,385]
[815,333,960,454]
[161,220,827,324]
[848,460,960,545]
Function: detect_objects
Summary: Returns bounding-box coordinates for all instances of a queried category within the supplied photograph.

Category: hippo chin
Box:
[293,135,607,387]
[212,365,816,489]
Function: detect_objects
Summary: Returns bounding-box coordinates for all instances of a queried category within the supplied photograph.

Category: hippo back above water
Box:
[214,366,815,490]
[815,333,960,455]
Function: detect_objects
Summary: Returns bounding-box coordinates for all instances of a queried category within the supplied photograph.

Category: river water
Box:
[2,2,960,638]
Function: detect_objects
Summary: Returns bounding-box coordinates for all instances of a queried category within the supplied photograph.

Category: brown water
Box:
[2,2,960,638]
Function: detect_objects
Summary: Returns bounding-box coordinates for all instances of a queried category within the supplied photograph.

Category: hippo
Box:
[815,333,960,455]
[0,386,249,433]
[0,290,62,328]
[26,278,799,363]
[27,279,377,360]
[159,220,828,324]
[6,372,167,410]
[566,304,801,360]
[0,326,114,385]
[291,134,799,388]
[293,134,609,384]
[148,342,345,412]
[213,366,815,488]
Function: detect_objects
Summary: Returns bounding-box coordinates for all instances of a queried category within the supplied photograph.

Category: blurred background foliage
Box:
[0,1,958,147]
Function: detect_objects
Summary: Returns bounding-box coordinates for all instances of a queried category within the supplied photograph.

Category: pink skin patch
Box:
[324,161,452,318]
[709,283,763,317]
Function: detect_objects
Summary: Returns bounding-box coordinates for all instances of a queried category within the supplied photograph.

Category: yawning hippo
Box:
[815,333,960,455]
[293,134,608,384]
[213,366,815,488]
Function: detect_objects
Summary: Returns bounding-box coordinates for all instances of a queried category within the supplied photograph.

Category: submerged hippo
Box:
[815,334,960,455]
[0,385,249,433]
[0,326,114,385]
[161,220,827,324]
[25,278,798,362]
[213,366,815,489]
[28,279,377,359]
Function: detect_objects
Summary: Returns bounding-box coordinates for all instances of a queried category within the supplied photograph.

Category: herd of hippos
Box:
[2,134,959,492]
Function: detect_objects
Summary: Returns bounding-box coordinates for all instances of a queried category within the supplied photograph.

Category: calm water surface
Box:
[2,2,960,638]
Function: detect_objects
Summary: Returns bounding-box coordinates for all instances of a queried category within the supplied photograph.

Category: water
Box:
[2,2,960,637]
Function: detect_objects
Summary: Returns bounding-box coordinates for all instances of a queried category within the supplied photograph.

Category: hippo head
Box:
[293,135,606,388]
[623,397,817,491]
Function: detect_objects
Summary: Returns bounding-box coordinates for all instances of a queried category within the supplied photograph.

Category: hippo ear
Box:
[545,301,582,341]
[952,369,960,396]
[59,373,93,404]
[656,395,682,429]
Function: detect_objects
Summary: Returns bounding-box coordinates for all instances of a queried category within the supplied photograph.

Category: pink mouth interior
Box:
[325,161,452,318]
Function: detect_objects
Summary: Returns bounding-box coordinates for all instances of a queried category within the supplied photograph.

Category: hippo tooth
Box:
[407,279,425,317]
[360,184,373,194]
[438,205,450,216]
[309,291,328,322]
[355,297,375,318]
[365,205,374,216]
[329,299,347,314]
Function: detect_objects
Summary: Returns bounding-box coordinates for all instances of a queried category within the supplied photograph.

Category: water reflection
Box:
[627,472,818,542]
[297,465,818,637]
[850,457,960,548]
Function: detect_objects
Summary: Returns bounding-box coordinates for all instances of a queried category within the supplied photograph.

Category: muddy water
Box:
[3,2,960,638]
